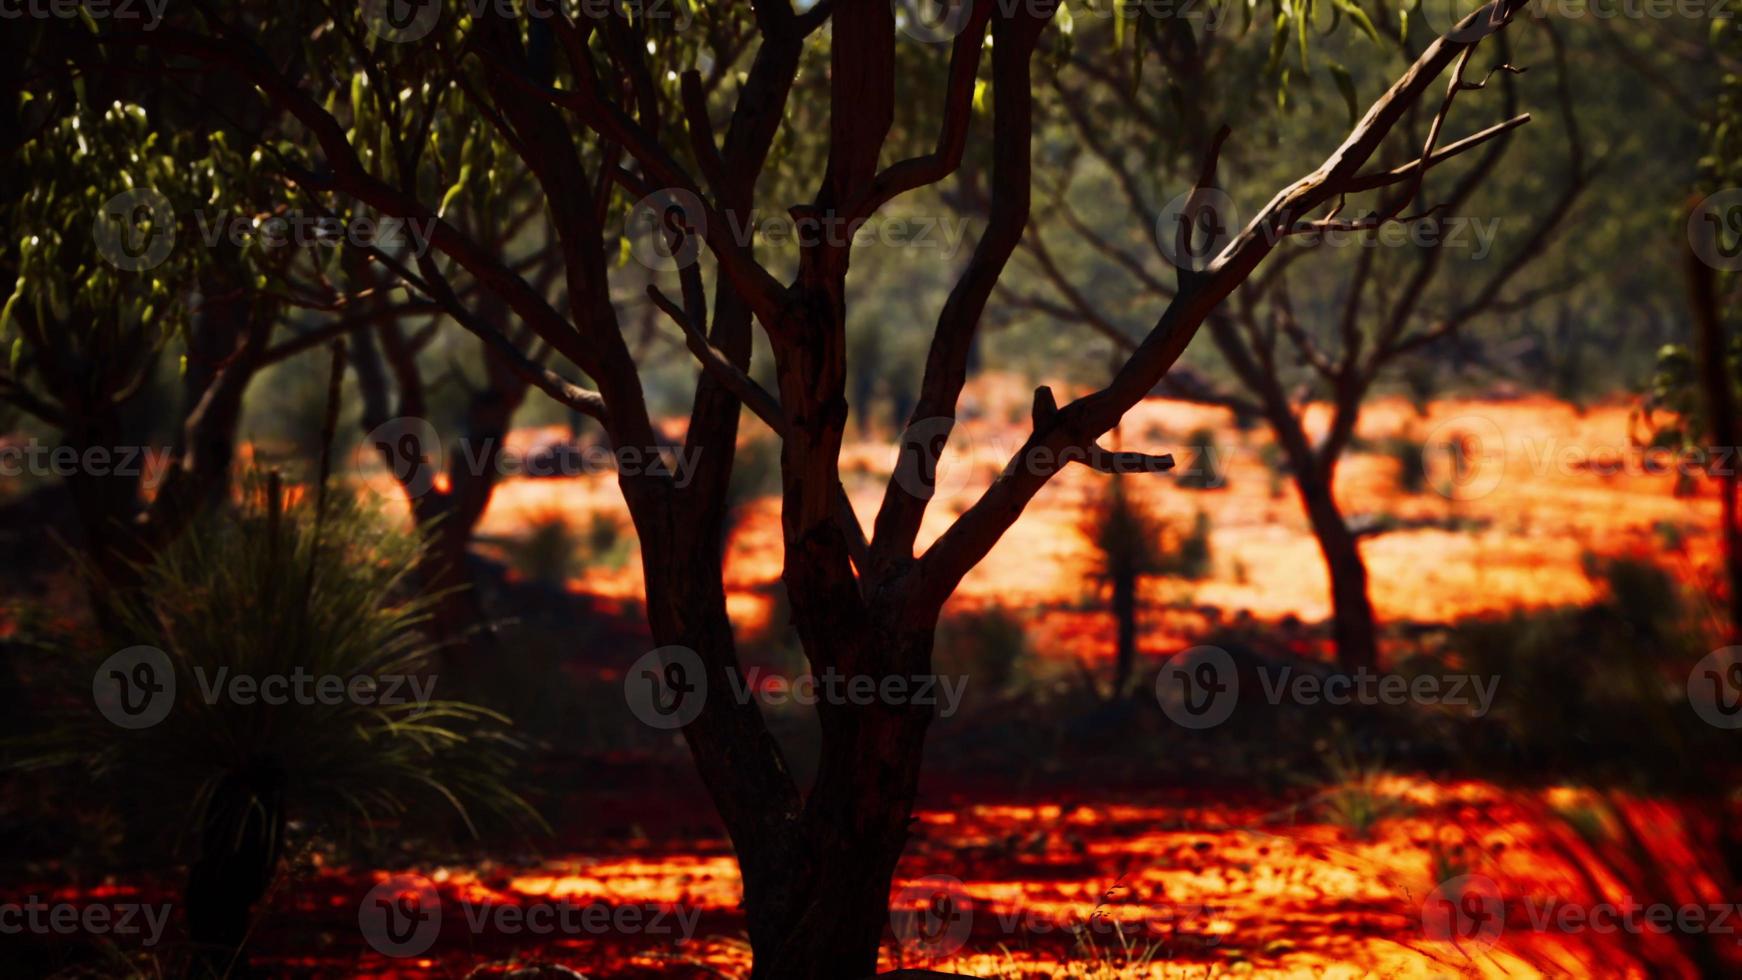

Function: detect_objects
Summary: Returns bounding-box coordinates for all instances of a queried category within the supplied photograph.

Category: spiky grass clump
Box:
[18,472,541,853]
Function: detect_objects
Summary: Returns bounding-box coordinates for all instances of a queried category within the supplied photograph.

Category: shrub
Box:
[1385,436,1428,495]
[935,606,1029,696]
[12,473,539,969]
[508,507,581,586]
[1174,426,1228,490]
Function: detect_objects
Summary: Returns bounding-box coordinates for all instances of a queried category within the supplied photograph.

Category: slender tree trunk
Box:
[186,763,285,978]
[1298,474,1381,671]
[1270,410,1381,671]
[1688,237,1742,643]
[637,479,936,978]
[1111,551,1138,698]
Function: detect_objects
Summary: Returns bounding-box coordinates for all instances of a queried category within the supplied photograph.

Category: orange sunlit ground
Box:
[204,376,1734,978]
[467,377,1721,649]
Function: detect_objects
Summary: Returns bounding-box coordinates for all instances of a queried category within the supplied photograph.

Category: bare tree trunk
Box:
[1111,547,1138,697]
[1270,407,1380,670]
[1688,235,1742,642]
[1298,474,1381,671]
[350,319,529,662]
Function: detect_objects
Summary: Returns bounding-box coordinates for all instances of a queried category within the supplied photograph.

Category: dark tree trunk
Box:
[1111,550,1138,698]
[350,318,530,664]
[1298,474,1381,671]
[185,763,285,978]
[1269,407,1380,671]
[750,633,935,978]
[1687,237,1742,643]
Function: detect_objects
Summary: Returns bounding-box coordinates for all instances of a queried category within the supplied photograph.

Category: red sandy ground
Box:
[201,780,1729,978]
[26,382,1719,977]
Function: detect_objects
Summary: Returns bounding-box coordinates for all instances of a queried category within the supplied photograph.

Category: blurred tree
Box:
[1642,17,1742,643]
[0,20,427,623]
[1007,11,1593,669]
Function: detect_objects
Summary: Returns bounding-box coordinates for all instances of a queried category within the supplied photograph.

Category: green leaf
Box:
[0,281,22,336]
[1328,63,1358,125]
[1333,0,1381,43]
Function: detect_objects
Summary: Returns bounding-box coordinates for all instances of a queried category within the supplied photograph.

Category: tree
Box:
[1005,11,1591,670]
[111,1,1552,973]
[0,18,458,627]
[1645,17,1742,644]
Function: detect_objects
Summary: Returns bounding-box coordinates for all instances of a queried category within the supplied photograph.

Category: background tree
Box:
[1003,12,1594,669]
[1644,16,1742,643]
